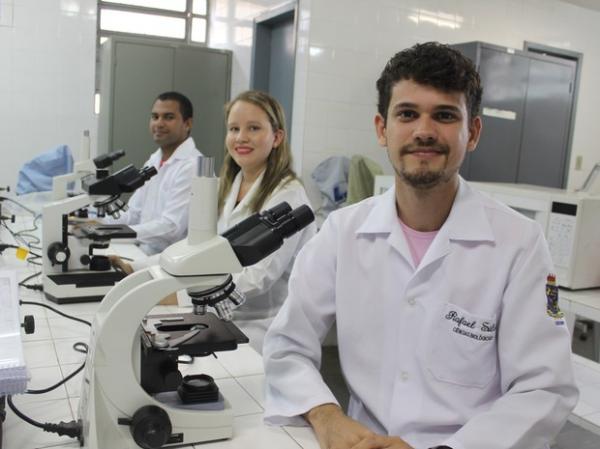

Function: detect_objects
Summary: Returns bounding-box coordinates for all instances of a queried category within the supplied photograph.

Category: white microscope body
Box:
[78,156,314,448]
[42,194,117,303]
[42,156,156,303]
[80,159,238,447]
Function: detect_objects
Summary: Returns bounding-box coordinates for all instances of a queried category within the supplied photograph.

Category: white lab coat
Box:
[105,137,201,255]
[263,178,578,449]
[218,171,317,353]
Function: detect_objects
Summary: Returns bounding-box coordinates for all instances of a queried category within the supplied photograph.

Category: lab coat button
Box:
[407,298,416,306]
[400,371,409,381]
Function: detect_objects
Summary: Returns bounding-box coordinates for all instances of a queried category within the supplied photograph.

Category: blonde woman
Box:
[112,91,316,353]
[216,90,316,353]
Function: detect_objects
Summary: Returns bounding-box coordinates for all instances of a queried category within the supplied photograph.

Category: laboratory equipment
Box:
[78,156,314,448]
[469,181,600,289]
[42,156,157,303]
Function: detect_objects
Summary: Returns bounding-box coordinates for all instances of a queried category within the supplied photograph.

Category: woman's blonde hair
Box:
[217,90,298,214]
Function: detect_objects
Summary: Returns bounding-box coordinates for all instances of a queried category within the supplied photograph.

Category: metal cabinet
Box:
[98,36,232,172]
[454,42,577,188]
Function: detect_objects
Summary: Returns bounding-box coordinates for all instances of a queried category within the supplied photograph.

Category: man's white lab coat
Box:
[218,171,317,353]
[263,178,578,449]
[106,137,201,254]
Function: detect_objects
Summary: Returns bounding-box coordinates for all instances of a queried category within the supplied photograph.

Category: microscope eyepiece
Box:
[140,165,158,180]
[223,201,315,267]
[84,164,158,195]
[277,205,314,239]
[93,149,126,168]
[263,202,292,222]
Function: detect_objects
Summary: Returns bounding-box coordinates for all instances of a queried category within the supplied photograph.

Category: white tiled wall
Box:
[0,0,97,188]
[208,0,287,97]
[2,0,600,201]
[296,0,600,206]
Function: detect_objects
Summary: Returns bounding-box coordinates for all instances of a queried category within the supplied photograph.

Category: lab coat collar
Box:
[356,177,495,243]
[149,137,199,167]
[162,137,198,163]
[223,170,266,217]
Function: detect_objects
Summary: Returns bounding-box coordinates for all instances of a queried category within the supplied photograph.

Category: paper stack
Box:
[0,270,29,395]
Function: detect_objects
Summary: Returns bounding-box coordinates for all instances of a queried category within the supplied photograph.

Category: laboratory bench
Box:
[559,289,600,435]
[6,277,600,449]
[4,270,320,449]
[3,193,600,448]
[0,200,319,449]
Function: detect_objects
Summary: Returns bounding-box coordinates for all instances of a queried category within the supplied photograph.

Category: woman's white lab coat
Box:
[263,178,578,449]
[218,170,317,353]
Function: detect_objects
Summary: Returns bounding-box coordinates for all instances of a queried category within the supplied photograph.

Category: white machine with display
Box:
[77,156,314,449]
[469,181,600,290]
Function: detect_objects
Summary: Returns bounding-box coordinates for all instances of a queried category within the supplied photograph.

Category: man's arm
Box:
[306,404,415,449]
[263,215,340,425]
[263,213,413,449]
[305,404,373,448]
[441,227,578,449]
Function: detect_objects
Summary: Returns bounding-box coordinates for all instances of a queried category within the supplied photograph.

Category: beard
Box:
[394,142,454,190]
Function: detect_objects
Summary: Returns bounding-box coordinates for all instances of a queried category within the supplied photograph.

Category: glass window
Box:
[100,9,186,39]
[193,0,207,15]
[191,18,207,43]
[99,0,209,44]
[101,0,186,12]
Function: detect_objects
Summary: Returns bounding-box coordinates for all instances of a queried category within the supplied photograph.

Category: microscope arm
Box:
[52,160,96,200]
[81,266,233,448]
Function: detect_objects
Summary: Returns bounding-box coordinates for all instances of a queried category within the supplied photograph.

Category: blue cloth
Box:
[311,156,350,213]
[16,145,73,194]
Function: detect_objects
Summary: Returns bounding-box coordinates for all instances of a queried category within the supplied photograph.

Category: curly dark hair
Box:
[376,42,482,122]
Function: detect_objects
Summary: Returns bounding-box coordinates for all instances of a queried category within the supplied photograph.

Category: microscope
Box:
[42,152,157,304]
[78,156,314,449]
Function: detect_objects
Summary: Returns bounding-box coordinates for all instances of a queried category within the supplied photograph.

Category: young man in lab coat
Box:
[263,42,578,449]
[104,91,202,255]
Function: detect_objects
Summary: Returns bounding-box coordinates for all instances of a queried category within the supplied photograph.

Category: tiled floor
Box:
[3,284,310,449]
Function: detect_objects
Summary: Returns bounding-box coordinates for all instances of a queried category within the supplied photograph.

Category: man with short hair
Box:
[263,42,577,449]
[106,91,202,255]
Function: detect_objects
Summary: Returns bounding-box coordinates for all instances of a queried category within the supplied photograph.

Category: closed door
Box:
[251,9,296,137]
[517,58,575,188]
[463,48,529,183]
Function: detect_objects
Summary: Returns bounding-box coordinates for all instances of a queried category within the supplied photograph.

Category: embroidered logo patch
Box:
[546,274,564,324]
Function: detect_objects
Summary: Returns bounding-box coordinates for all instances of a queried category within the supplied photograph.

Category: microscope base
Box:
[44,291,104,304]
[81,372,234,449]
[43,270,126,304]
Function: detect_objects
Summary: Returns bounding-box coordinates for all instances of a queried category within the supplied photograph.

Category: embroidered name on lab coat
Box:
[445,310,496,341]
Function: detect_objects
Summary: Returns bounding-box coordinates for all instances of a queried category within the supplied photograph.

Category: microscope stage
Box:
[142,312,249,356]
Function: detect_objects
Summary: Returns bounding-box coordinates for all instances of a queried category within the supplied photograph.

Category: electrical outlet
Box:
[575,155,583,171]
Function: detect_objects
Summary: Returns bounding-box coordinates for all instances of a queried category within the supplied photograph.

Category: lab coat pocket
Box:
[426,302,498,388]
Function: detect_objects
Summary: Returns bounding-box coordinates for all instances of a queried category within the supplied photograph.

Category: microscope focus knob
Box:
[21,315,35,334]
[47,242,70,265]
[120,405,172,449]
